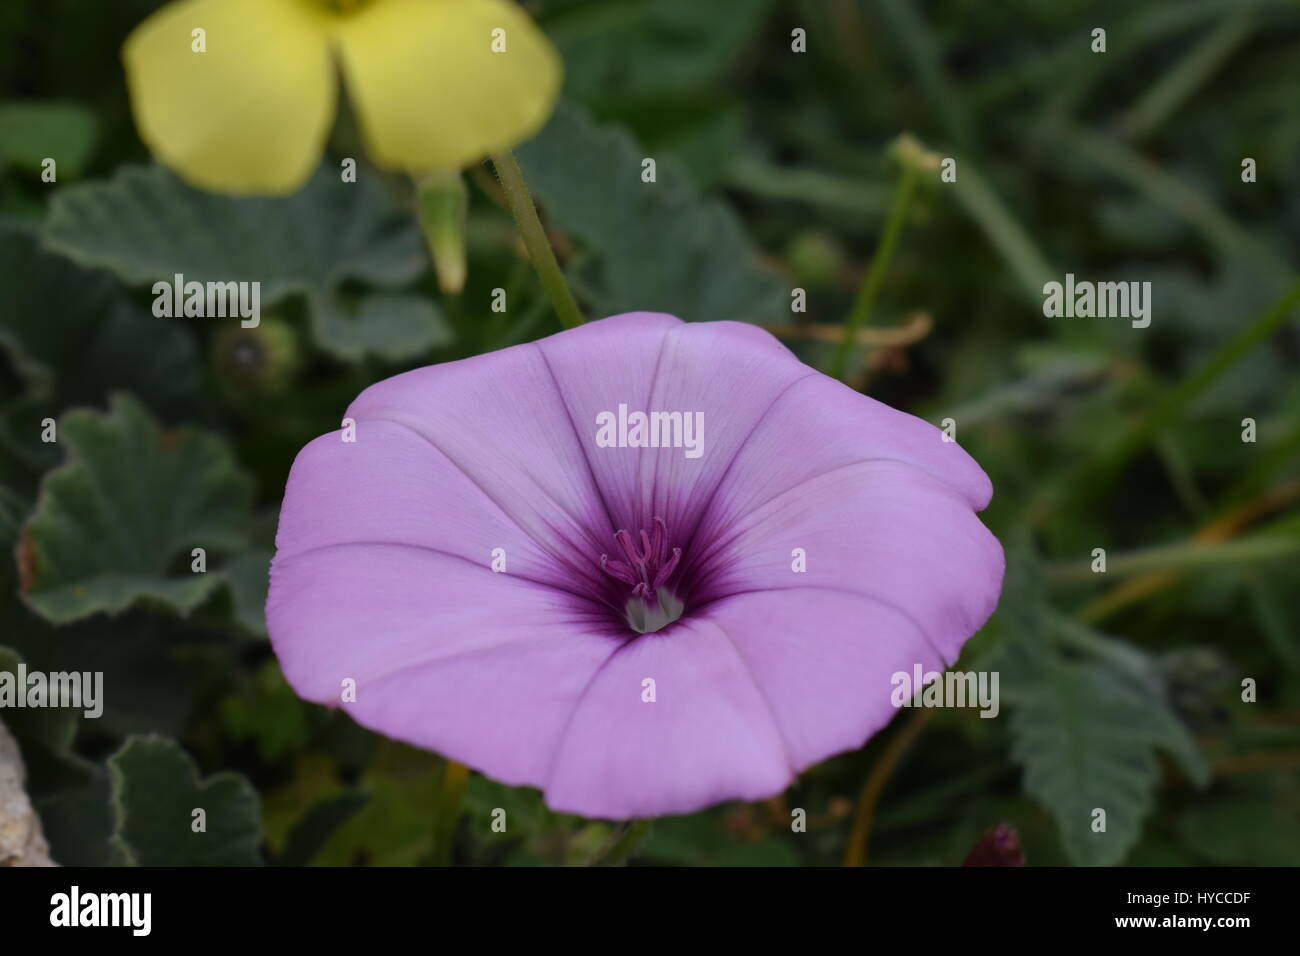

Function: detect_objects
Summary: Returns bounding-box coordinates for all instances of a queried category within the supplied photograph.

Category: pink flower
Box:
[267,313,1003,819]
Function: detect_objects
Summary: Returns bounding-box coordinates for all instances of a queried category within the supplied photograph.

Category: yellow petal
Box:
[333,0,561,172]
[123,0,336,195]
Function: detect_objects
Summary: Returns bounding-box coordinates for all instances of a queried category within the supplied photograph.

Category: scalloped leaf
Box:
[19,393,254,623]
[108,734,262,866]
[42,164,450,361]
[0,225,200,476]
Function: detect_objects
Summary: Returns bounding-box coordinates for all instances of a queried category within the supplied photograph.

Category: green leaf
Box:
[108,734,262,866]
[1004,657,1201,866]
[516,102,787,323]
[461,774,618,866]
[463,773,558,839]
[4,475,203,746]
[310,743,441,867]
[19,393,254,623]
[997,544,1208,866]
[0,494,88,778]
[641,811,799,866]
[0,101,97,178]
[277,791,370,867]
[42,164,450,361]
[0,225,200,475]
[0,645,79,758]
[313,292,452,363]
[1058,278,1300,513]
[0,483,29,589]
[219,548,272,638]
[221,661,312,763]
[547,0,774,101]
[34,766,116,866]
[1178,788,1300,866]
[4,615,196,739]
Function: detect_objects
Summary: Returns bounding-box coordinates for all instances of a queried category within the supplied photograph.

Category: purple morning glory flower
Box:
[267,313,1003,819]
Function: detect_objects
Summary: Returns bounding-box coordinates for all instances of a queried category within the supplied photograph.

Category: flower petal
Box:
[273,422,602,596]
[341,319,684,586]
[696,335,995,519]
[268,313,1004,818]
[674,461,1002,773]
[702,459,1003,660]
[533,316,814,540]
[269,540,620,787]
[543,620,791,819]
[333,0,561,172]
[123,0,336,195]
[686,588,949,773]
[268,420,630,785]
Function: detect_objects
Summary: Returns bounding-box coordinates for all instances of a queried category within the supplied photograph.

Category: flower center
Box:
[599,517,684,634]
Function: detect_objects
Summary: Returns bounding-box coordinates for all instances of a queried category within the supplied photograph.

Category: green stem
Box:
[951,156,1056,302]
[829,161,918,382]
[1062,279,1300,508]
[428,759,469,866]
[1118,10,1256,140]
[1047,530,1300,583]
[1060,124,1288,279]
[843,708,931,866]
[491,151,585,330]
[724,157,890,218]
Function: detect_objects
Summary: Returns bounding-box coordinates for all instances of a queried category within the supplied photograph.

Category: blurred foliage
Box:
[1,0,1299,866]
[44,165,450,361]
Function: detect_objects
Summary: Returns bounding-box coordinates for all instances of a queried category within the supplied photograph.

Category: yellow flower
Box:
[123,0,561,195]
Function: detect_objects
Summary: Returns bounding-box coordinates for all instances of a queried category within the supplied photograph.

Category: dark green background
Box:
[1,0,1298,866]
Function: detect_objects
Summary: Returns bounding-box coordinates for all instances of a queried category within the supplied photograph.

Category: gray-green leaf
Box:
[42,164,449,361]
[108,735,262,866]
[0,225,200,476]
[0,101,97,178]
[1005,656,1203,866]
[997,543,1207,865]
[19,393,253,623]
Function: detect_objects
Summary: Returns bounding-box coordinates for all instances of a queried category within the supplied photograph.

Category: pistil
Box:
[599,517,685,633]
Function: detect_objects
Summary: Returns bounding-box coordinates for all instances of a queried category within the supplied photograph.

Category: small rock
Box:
[0,718,56,866]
